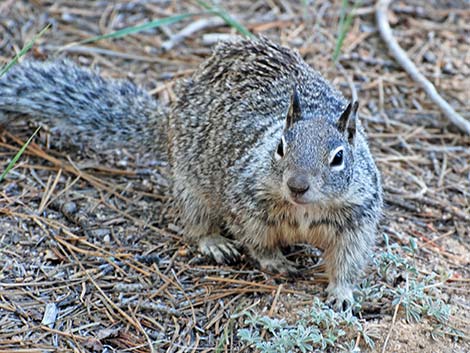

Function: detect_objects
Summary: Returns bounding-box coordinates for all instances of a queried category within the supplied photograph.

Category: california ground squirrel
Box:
[0,38,383,308]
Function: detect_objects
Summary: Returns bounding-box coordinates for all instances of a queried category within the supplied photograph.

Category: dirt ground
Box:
[0,0,469,352]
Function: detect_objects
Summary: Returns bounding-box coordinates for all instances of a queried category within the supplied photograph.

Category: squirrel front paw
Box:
[198,235,240,265]
[326,283,354,311]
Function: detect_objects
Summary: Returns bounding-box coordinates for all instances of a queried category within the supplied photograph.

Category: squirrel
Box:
[0,37,383,308]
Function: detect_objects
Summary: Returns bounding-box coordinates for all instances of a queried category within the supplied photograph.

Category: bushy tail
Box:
[0,60,167,159]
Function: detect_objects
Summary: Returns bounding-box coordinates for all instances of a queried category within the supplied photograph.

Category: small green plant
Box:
[196,0,253,38]
[237,298,372,352]
[0,126,41,182]
[0,25,47,182]
[237,234,462,352]
[368,234,453,327]
[357,234,462,339]
[79,13,195,44]
[333,0,359,62]
[0,24,50,77]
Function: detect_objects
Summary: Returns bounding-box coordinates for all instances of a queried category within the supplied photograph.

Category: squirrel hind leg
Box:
[249,247,299,276]
[174,188,240,265]
[198,234,240,265]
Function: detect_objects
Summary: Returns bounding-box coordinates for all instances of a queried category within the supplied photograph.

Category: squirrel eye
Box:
[329,147,344,169]
[275,137,285,160]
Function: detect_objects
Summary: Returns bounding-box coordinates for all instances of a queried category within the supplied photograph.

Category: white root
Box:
[376,0,470,135]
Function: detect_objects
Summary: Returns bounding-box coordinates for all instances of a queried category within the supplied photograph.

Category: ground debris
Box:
[0,0,469,352]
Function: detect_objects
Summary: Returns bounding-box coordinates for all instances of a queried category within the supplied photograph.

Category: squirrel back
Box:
[0,60,166,158]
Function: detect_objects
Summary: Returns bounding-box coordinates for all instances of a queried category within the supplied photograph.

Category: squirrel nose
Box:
[287,175,310,194]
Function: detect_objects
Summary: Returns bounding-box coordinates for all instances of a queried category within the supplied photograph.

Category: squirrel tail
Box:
[0,60,167,160]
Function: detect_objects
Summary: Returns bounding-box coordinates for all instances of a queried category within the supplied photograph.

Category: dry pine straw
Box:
[0,0,469,352]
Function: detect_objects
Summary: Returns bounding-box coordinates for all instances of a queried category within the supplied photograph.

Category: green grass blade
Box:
[0,127,41,182]
[0,24,51,77]
[78,13,196,44]
[75,5,252,46]
[196,0,253,38]
[333,0,359,62]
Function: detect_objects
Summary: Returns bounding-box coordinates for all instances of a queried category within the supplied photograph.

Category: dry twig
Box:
[161,17,225,51]
[376,0,470,134]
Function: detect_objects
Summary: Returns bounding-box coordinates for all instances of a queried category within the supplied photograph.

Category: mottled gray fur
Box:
[170,38,382,307]
[0,60,167,157]
[0,38,382,308]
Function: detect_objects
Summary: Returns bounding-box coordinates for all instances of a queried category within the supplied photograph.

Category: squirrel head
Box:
[273,88,358,206]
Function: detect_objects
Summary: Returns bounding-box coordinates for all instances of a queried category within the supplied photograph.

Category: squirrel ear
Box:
[337,100,358,143]
[286,87,301,129]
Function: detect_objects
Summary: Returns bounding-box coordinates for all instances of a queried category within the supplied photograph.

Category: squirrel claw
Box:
[198,235,240,265]
[256,252,299,277]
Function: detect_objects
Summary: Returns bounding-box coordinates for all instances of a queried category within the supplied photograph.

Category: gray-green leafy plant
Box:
[238,234,462,352]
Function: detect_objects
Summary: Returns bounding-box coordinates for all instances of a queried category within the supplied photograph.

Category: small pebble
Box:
[91,228,111,238]
[423,51,436,64]
[360,24,376,33]
[41,303,58,327]
[61,13,75,22]
[367,100,378,114]
[4,182,19,195]
[442,61,456,75]
[62,201,77,215]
